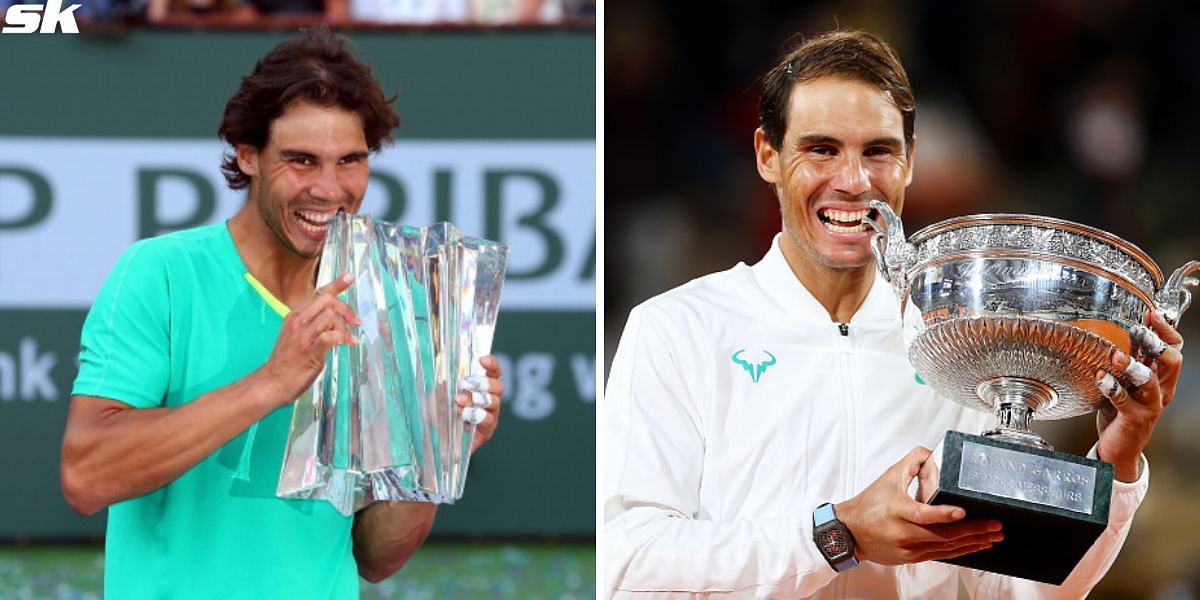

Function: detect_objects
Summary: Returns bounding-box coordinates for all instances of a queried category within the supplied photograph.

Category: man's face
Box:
[237,100,370,259]
[755,77,914,271]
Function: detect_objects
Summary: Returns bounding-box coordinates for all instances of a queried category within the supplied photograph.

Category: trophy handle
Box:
[1155,260,1200,327]
[865,199,916,302]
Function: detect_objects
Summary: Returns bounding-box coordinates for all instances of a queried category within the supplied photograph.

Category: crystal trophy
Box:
[277,212,508,516]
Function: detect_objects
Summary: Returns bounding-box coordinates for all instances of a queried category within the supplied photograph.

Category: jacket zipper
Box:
[837,321,856,598]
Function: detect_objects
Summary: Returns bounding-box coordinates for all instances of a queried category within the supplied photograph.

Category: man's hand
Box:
[256,274,360,407]
[835,447,1003,565]
[456,355,504,453]
[1096,310,1184,482]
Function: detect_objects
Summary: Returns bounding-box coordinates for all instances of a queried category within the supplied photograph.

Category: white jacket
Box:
[604,237,1148,599]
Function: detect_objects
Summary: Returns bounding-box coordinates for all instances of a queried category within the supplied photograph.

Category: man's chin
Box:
[814,250,876,272]
[784,228,876,271]
[286,238,323,260]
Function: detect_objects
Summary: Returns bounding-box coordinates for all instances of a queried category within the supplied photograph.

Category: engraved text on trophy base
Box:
[958,441,1097,514]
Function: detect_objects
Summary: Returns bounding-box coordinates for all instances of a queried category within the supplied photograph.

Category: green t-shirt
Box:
[73,222,359,599]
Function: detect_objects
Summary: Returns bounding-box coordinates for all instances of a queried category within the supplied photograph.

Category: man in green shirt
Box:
[60,28,505,599]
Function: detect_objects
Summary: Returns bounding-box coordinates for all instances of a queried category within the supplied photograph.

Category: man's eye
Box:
[865,147,894,158]
[809,146,836,156]
[291,157,315,166]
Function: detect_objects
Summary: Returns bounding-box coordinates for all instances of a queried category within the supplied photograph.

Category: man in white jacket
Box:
[604,29,1185,599]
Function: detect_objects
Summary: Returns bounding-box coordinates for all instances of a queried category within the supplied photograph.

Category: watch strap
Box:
[813,502,859,572]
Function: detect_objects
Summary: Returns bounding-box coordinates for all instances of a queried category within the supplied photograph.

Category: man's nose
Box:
[830,155,872,196]
[309,164,341,201]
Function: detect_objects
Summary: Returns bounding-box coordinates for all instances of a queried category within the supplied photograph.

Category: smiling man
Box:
[604,30,1183,598]
[59,29,504,599]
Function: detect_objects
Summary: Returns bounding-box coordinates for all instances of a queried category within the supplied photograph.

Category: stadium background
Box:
[0,23,595,599]
[606,1,1200,599]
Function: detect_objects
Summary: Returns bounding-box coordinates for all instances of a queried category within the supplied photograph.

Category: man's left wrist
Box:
[1091,445,1144,483]
[812,502,859,572]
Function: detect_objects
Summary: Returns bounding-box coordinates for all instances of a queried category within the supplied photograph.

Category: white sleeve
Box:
[603,304,838,599]
[960,450,1149,599]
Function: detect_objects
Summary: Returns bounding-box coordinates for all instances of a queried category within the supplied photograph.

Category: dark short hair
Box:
[758,30,915,154]
[218,27,400,190]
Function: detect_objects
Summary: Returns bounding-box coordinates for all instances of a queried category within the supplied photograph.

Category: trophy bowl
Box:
[866,199,1197,584]
[867,200,1198,449]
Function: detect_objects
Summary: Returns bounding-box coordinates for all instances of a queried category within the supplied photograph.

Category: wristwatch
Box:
[812,502,859,572]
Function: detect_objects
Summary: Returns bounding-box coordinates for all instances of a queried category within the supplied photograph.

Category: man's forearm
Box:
[353,501,438,583]
[60,368,288,515]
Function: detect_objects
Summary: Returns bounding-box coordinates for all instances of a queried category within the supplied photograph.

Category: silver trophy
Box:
[867,200,1196,584]
[277,212,508,516]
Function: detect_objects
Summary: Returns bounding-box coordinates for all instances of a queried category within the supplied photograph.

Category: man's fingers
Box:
[1149,310,1184,347]
[462,406,487,425]
[1147,311,1184,388]
[309,292,361,327]
[459,374,503,396]
[294,293,361,331]
[308,306,357,347]
[458,375,503,417]
[467,400,498,437]
[472,391,493,408]
[328,297,360,327]
[455,390,493,409]
[918,541,996,563]
[1129,324,1170,358]
[1101,352,1146,397]
[1111,351,1152,387]
[315,328,355,349]
[1102,350,1167,420]
[924,519,1003,542]
[480,355,503,379]
[906,501,965,525]
[910,529,1003,553]
[305,306,355,343]
[895,446,932,482]
[1096,371,1121,399]
[303,274,361,326]
[469,390,501,452]
[317,272,355,297]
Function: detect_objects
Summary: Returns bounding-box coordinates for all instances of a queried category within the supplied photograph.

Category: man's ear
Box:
[236,144,260,178]
[754,127,782,186]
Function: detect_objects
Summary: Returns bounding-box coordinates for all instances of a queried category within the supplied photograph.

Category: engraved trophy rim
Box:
[908,213,1164,289]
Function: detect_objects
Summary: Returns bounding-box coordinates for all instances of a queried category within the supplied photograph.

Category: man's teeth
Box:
[296,210,334,224]
[298,219,327,234]
[824,221,868,233]
[295,210,334,234]
[820,208,871,232]
[825,208,869,223]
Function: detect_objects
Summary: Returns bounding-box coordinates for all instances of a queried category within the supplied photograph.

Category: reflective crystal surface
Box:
[278,213,508,515]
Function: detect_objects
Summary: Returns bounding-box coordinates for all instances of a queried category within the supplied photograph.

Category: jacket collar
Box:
[750,233,901,328]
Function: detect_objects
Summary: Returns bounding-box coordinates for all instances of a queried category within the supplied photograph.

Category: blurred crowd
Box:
[607,1,1200,599]
[608,0,1200,325]
[0,0,595,26]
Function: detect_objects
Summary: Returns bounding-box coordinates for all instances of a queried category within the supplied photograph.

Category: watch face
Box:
[817,527,851,558]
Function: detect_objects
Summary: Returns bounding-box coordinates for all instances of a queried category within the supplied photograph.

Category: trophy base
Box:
[918,431,1113,585]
